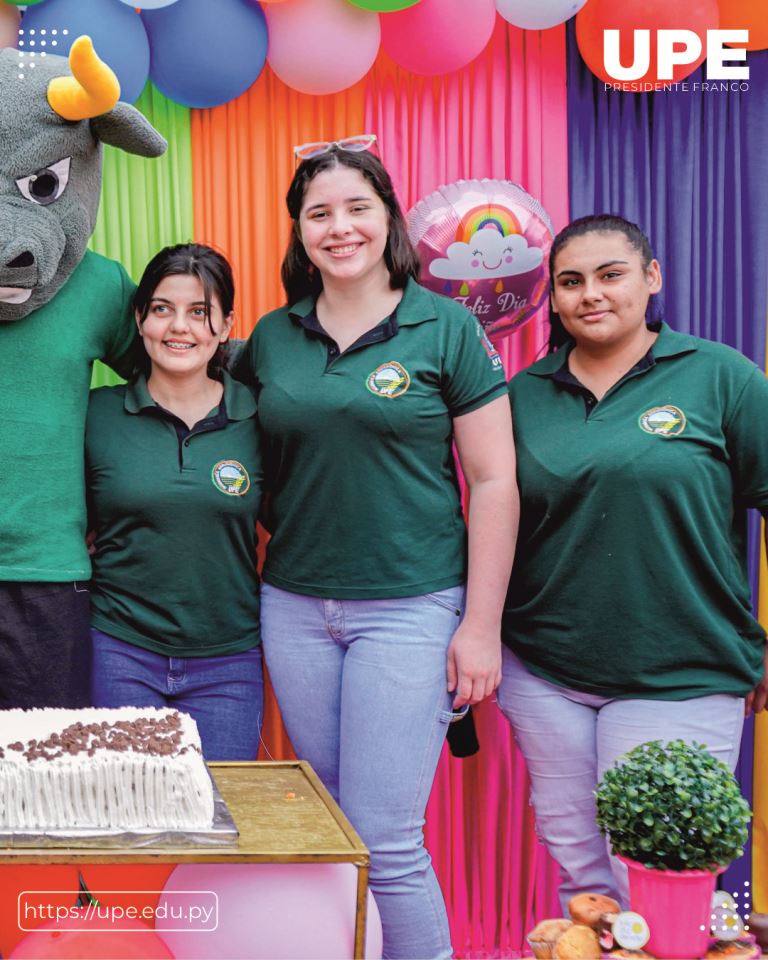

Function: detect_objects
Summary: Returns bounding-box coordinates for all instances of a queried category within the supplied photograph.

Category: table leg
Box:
[354,860,369,960]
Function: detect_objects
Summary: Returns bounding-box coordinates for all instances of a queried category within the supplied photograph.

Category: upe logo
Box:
[604,30,750,82]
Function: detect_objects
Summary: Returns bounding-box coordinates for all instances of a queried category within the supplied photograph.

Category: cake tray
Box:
[0,775,239,848]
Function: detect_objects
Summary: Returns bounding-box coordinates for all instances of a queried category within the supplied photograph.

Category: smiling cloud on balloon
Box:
[429,230,543,281]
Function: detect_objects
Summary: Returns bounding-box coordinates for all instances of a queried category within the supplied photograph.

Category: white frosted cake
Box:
[0,707,214,831]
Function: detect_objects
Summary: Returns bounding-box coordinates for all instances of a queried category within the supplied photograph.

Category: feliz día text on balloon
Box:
[603,30,749,82]
[454,292,529,319]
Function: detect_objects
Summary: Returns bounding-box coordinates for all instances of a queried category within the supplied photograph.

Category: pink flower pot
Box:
[619,855,725,959]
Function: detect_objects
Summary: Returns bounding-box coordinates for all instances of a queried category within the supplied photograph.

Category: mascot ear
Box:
[91,104,167,159]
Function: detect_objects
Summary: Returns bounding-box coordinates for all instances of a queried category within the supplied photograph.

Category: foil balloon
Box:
[407,179,554,342]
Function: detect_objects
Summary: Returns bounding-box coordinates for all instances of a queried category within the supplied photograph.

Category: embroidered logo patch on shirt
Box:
[366,361,411,398]
[211,460,251,496]
[638,405,686,437]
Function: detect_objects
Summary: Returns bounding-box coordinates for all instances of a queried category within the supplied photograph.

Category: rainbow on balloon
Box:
[456,204,522,244]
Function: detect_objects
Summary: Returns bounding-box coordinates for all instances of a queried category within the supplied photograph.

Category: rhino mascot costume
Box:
[0,37,166,708]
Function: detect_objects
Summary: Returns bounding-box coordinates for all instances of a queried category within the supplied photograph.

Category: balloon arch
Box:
[3,0,764,109]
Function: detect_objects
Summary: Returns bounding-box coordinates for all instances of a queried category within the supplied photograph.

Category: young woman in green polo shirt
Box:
[497,214,768,911]
[239,140,517,960]
[86,244,264,761]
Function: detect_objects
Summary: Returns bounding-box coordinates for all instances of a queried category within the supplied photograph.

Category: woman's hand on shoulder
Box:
[447,620,502,708]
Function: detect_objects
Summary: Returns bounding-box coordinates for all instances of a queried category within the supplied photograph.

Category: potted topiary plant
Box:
[595,739,751,960]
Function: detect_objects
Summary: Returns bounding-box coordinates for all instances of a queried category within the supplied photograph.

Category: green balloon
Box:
[345,0,421,11]
[8,1,48,5]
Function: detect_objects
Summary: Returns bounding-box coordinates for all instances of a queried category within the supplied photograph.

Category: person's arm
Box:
[100,261,140,381]
[448,394,518,708]
[745,513,768,716]
[721,364,768,717]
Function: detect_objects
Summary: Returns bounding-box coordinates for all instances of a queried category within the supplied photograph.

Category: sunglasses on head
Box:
[293,134,378,162]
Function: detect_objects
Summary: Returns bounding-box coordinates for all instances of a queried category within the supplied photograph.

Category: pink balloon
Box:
[407,179,554,342]
[155,862,383,959]
[381,0,496,75]
[0,2,20,49]
[266,0,380,96]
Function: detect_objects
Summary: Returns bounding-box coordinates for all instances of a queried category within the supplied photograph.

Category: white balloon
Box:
[116,0,180,8]
[495,0,587,30]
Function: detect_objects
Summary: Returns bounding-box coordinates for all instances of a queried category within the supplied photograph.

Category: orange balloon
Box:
[576,0,720,88]
[720,0,768,50]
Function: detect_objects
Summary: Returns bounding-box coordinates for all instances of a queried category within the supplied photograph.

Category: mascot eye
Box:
[15,157,72,206]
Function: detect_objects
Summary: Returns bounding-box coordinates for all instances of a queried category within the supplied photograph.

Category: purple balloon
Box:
[407,179,555,342]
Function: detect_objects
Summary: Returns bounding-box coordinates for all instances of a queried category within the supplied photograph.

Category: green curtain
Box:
[89,83,193,388]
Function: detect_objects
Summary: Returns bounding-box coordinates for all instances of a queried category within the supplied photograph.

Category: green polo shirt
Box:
[0,251,136,581]
[238,278,507,598]
[503,322,768,700]
[86,373,262,656]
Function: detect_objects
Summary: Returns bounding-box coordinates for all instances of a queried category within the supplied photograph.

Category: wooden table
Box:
[0,761,371,959]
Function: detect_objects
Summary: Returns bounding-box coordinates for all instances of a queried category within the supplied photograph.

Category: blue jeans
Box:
[496,647,745,912]
[90,628,264,762]
[261,582,465,960]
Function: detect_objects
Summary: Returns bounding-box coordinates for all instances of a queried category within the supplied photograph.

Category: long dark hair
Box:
[133,243,235,377]
[281,147,419,304]
[547,214,658,353]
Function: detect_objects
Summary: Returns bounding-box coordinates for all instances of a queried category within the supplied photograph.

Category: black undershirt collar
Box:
[553,348,655,414]
[151,396,229,443]
[296,304,400,364]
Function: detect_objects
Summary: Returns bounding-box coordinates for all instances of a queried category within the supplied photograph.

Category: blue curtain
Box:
[566,23,768,898]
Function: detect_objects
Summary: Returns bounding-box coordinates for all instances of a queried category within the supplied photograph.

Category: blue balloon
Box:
[143,0,267,109]
[22,0,149,104]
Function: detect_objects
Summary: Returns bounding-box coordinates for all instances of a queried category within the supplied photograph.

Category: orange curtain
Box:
[191,68,368,339]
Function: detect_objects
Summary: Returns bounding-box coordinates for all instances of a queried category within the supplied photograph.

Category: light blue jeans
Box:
[261,582,466,960]
[496,646,745,913]
[91,628,264,762]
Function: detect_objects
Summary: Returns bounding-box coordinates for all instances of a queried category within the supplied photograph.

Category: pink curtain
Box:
[363,20,570,955]
[364,18,570,375]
